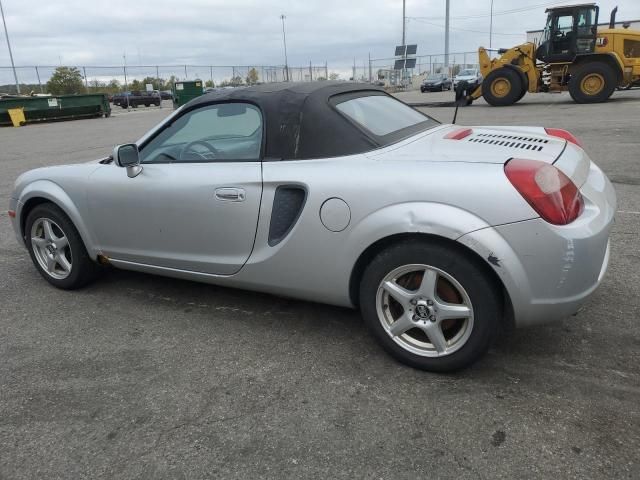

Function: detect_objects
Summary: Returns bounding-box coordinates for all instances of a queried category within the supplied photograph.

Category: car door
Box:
[87,101,263,275]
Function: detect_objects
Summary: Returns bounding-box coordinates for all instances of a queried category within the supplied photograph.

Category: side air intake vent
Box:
[268,185,307,246]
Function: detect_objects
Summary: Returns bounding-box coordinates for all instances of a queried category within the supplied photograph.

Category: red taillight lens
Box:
[504,158,584,225]
[544,128,582,148]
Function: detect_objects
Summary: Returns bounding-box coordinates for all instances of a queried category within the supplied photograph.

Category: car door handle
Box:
[215,187,245,202]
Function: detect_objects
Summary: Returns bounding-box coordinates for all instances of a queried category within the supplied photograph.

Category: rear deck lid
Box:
[369,125,567,164]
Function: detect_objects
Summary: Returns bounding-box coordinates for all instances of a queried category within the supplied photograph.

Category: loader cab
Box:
[537,4,599,63]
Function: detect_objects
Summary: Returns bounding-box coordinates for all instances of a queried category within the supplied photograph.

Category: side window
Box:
[624,39,640,58]
[140,103,262,163]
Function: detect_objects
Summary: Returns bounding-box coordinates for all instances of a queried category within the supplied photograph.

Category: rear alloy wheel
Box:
[25,203,99,290]
[569,62,616,103]
[482,68,522,106]
[360,241,500,372]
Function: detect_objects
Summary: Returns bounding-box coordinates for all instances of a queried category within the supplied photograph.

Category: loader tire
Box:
[482,68,522,106]
[569,62,616,103]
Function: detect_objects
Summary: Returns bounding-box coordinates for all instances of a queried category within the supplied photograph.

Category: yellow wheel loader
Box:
[466,4,640,106]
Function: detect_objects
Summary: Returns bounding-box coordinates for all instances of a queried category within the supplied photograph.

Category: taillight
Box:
[504,158,584,225]
[544,128,582,148]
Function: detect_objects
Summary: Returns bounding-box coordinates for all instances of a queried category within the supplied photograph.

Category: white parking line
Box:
[617,210,640,215]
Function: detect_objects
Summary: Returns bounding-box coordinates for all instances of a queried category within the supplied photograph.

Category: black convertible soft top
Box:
[186,82,391,160]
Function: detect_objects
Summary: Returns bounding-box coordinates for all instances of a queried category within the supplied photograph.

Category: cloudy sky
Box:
[1,0,638,82]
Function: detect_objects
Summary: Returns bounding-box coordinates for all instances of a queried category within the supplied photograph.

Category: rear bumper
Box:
[458,159,616,327]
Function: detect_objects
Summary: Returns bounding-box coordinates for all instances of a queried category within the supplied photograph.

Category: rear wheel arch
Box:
[349,233,512,324]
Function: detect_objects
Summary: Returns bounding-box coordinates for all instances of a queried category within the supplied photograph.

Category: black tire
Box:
[144,103,150,107]
[359,240,501,372]
[568,62,616,103]
[25,203,99,290]
[516,76,529,103]
[482,68,523,106]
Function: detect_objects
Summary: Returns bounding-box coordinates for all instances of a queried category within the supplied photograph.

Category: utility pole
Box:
[444,0,450,68]
[280,14,289,82]
[489,0,494,49]
[123,53,130,111]
[0,0,20,94]
[402,0,406,46]
[368,52,372,83]
[35,66,43,93]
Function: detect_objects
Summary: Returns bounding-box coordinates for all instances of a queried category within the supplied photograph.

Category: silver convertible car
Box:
[8,82,616,372]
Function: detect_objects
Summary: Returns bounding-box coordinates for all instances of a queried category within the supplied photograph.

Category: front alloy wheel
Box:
[31,218,73,280]
[25,203,99,289]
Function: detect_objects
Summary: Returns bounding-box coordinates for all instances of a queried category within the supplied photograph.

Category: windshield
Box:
[426,74,443,80]
[458,69,476,76]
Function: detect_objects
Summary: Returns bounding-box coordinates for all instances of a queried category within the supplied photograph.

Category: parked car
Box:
[160,90,173,100]
[8,82,615,372]
[421,73,452,92]
[453,68,483,89]
[112,91,161,108]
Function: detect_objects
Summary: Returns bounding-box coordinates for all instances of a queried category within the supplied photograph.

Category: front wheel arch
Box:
[19,193,96,262]
[349,233,511,323]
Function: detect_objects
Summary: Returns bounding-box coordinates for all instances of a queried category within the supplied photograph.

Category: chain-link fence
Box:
[0,64,330,95]
[0,52,483,94]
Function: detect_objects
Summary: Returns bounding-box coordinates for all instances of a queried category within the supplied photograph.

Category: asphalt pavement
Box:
[1,90,639,479]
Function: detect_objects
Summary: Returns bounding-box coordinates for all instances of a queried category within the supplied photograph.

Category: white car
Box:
[454,68,482,89]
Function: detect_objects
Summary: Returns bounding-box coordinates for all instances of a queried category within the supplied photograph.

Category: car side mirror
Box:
[113,143,142,178]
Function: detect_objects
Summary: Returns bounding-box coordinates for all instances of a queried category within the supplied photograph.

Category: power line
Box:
[409,1,565,21]
[408,17,524,36]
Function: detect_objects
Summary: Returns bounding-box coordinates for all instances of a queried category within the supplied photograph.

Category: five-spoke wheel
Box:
[25,203,99,289]
[30,218,73,280]
[360,240,500,372]
[377,264,474,357]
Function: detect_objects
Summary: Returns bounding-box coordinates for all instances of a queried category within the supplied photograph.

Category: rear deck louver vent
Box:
[467,133,548,152]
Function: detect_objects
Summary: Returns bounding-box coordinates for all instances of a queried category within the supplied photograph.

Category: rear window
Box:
[334,94,437,137]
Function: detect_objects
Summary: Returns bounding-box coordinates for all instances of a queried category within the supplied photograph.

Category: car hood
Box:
[423,80,443,84]
[367,124,567,164]
[455,75,478,81]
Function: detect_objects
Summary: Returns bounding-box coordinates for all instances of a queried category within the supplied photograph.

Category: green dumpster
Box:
[0,94,110,126]
[172,81,204,108]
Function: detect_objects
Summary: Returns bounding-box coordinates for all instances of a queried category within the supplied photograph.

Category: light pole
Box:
[444,0,450,69]
[280,14,289,82]
[489,0,494,49]
[0,0,20,94]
